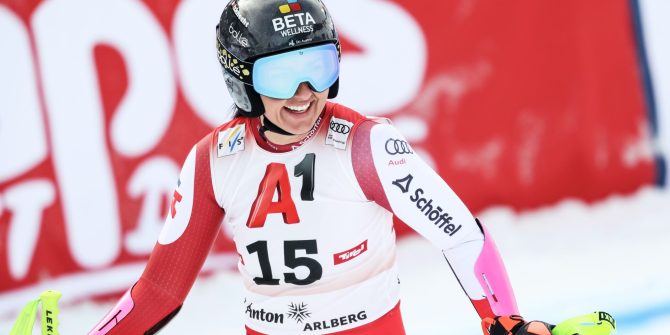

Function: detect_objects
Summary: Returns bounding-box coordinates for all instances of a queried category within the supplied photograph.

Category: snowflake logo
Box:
[287,302,311,323]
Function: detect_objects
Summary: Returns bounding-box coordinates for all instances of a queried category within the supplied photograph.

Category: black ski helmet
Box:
[217,0,341,117]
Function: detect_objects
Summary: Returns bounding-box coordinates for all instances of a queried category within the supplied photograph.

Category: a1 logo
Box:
[246,153,316,228]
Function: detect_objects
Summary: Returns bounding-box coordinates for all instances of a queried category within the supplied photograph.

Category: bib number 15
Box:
[246,239,322,286]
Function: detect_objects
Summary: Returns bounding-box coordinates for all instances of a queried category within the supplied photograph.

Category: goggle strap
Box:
[259,116,296,140]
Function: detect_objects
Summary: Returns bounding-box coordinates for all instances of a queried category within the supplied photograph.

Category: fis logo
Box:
[279,0,302,14]
[218,124,245,157]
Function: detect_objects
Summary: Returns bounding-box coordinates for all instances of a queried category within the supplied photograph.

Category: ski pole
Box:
[9,290,62,335]
[552,311,616,335]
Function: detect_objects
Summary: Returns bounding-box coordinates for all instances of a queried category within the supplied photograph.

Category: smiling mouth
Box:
[284,101,312,114]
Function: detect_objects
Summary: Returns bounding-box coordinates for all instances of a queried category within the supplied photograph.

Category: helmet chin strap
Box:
[259,115,295,141]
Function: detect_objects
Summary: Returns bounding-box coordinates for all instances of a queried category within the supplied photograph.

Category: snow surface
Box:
[1,186,668,334]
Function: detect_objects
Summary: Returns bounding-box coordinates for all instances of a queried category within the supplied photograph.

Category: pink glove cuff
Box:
[473,221,519,317]
[88,287,135,334]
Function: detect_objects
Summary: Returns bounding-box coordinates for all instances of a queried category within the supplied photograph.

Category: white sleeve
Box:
[366,123,483,250]
[353,121,520,316]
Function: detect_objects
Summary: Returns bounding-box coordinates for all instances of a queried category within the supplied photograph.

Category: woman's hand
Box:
[482,311,616,335]
[482,315,553,335]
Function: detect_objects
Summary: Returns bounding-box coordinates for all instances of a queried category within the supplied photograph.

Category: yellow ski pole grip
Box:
[39,290,62,335]
[552,311,616,335]
[9,299,40,335]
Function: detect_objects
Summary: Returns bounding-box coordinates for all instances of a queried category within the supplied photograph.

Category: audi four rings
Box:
[385,139,413,155]
[329,121,351,134]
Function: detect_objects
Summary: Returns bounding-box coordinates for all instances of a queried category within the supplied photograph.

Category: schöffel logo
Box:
[391,174,412,193]
[278,0,302,14]
[385,138,413,155]
[217,124,245,157]
[329,120,351,134]
[392,174,462,237]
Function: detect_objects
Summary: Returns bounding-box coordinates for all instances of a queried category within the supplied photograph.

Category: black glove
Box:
[482,315,554,335]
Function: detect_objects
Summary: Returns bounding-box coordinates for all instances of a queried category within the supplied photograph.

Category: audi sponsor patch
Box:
[218,124,245,157]
[333,240,368,265]
[385,138,413,155]
[325,117,353,150]
[392,174,462,237]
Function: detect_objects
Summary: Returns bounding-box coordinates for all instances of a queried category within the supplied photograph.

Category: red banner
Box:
[0,0,653,310]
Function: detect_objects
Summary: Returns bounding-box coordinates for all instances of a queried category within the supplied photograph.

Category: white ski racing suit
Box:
[89,102,518,335]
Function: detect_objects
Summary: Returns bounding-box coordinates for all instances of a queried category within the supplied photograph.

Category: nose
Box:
[291,82,312,100]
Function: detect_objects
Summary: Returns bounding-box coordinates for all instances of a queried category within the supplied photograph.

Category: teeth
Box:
[285,102,310,112]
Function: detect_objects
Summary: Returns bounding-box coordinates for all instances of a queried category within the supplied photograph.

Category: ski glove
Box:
[482,315,554,335]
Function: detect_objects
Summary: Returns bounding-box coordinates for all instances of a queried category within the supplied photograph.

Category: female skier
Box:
[88,0,558,334]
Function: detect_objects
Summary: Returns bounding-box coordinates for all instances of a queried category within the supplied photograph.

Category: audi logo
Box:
[385,138,413,155]
[329,121,351,134]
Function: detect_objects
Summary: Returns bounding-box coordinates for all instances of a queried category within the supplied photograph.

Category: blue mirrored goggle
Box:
[252,44,340,99]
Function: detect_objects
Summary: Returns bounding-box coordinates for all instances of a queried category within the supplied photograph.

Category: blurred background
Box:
[1,0,669,334]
